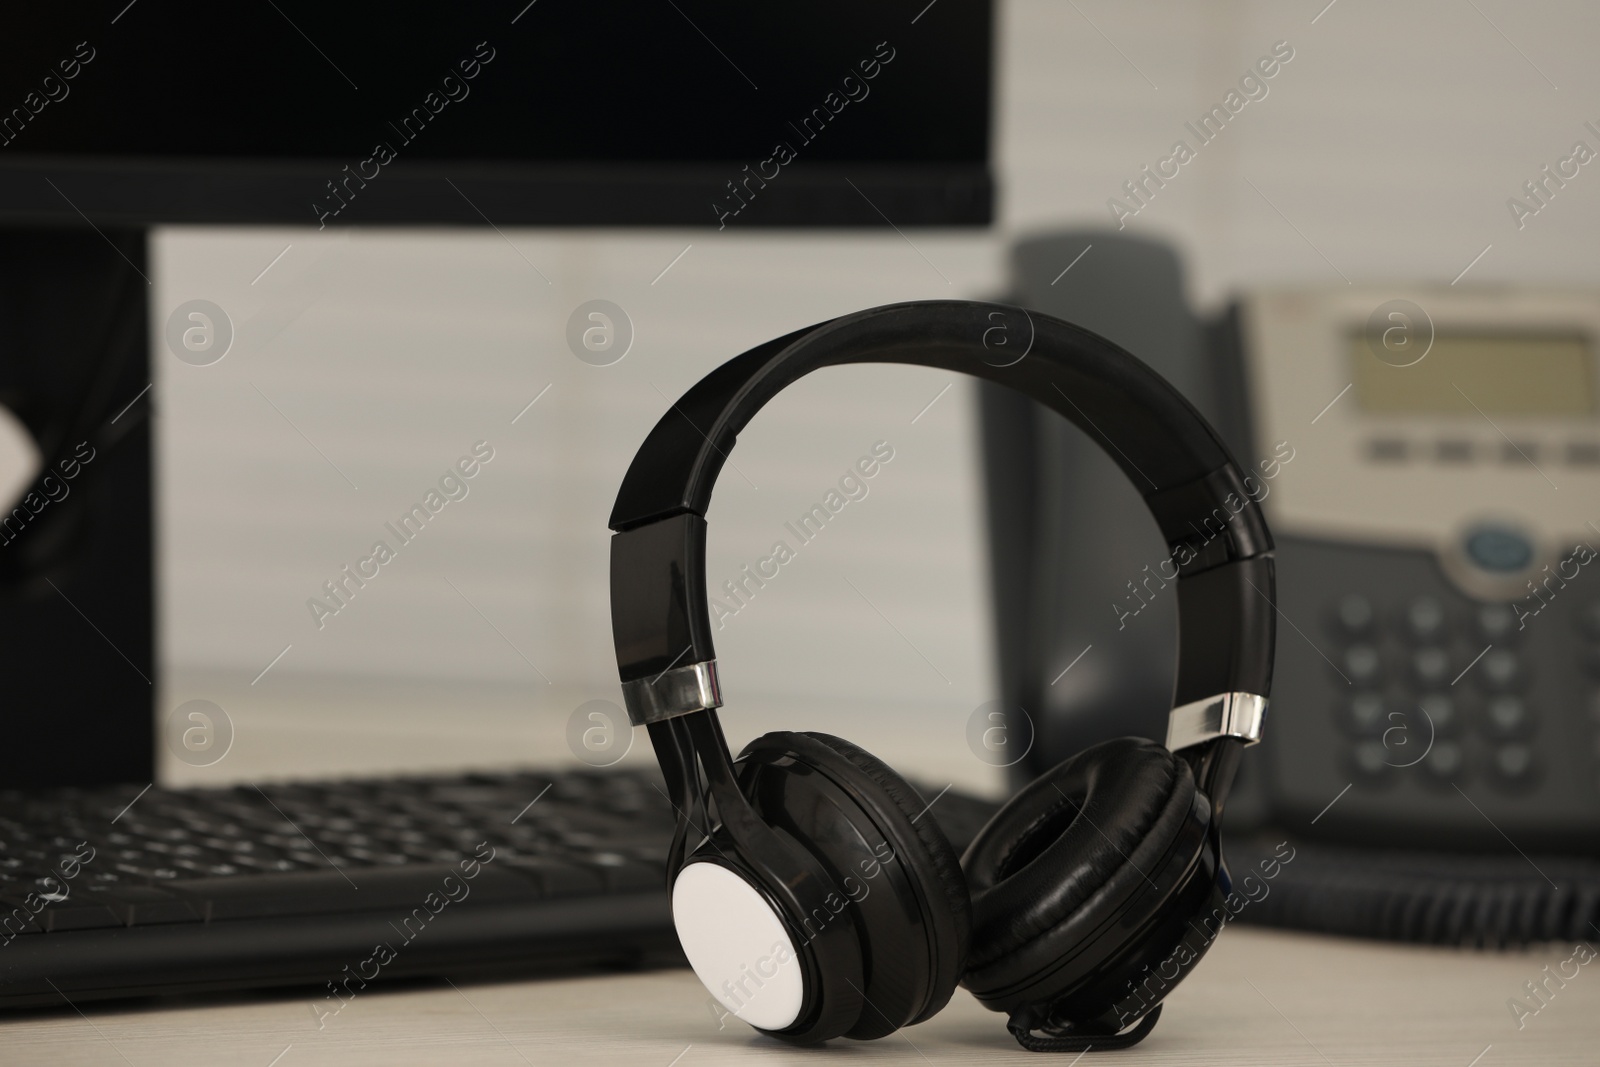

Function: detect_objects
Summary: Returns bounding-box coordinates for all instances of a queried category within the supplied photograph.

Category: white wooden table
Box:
[5,925,1593,1066]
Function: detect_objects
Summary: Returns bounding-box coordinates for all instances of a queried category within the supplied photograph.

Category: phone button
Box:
[1344,644,1382,684]
[1334,593,1375,634]
[1483,695,1534,739]
[1342,693,1386,735]
[1567,441,1600,465]
[1480,648,1523,690]
[1350,740,1392,782]
[1367,438,1408,462]
[1489,744,1538,789]
[1412,648,1451,687]
[1499,441,1539,464]
[1423,740,1465,782]
[1405,596,1448,640]
[1463,525,1535,575]
[1476,604,1518,642]
[1417,694,1459,735]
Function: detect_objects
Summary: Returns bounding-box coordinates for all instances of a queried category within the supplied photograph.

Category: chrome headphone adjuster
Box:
[1166,691,1268,750]
[621,659,722,725]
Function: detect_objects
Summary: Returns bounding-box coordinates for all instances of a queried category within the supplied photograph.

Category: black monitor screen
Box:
[0,1,992,226]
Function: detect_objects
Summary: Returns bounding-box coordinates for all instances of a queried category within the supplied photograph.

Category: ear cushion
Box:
[739,731,971,1030]
[798,733,973,956]
[960,737,1198,999]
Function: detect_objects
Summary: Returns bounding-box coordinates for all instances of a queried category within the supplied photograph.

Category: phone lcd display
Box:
[1352,332,1596,415]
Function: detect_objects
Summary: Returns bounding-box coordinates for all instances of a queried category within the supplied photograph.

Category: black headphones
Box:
[608,300,1275,1052]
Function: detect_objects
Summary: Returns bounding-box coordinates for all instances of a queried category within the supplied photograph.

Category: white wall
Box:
[998,0,1600,297]
[153,230,1001,788]
[155,0,1600,789]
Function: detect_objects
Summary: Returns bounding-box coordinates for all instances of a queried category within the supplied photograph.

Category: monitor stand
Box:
[0,227,154,788]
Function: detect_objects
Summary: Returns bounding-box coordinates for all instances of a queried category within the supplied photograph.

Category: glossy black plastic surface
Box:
[1173,558,1276,706]
[1146,463,1274,576]
[608,300,1276,699]
[610,515,715,681]
[609,302,1262,547]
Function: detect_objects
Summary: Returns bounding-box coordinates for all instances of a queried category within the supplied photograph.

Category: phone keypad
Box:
[1326,594,1555,792]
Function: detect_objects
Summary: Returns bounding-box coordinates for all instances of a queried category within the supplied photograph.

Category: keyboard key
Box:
[584,853,661,893]
[201,837,252,853]
[37,895,123,932]
[230,854,302,873]
[0,899,44,935]
[87,885,202,926]
[501,858,605,898]
[172,864,539,921]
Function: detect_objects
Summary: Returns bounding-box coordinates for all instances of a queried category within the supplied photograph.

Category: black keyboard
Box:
[0,768,998,1010]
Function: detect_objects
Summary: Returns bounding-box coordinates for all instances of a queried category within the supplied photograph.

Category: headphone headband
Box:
[609,301,1274,748]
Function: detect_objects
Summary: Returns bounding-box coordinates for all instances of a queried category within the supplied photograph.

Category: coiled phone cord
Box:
[1227,838,1600,946]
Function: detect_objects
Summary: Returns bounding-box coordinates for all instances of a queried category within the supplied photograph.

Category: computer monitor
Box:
[1,2,993,227]
[0,3,995,787]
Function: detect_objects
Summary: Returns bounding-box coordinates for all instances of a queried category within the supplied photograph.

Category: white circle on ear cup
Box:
[672,861,804,1031]
[0,403,42,514]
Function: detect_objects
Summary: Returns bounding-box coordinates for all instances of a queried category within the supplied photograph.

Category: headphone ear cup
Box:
[737,731,971,1038]
[959,737,1206,1016]
[795,731,974,1020]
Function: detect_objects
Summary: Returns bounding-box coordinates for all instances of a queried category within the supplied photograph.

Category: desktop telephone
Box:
[982,231,1600,856]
